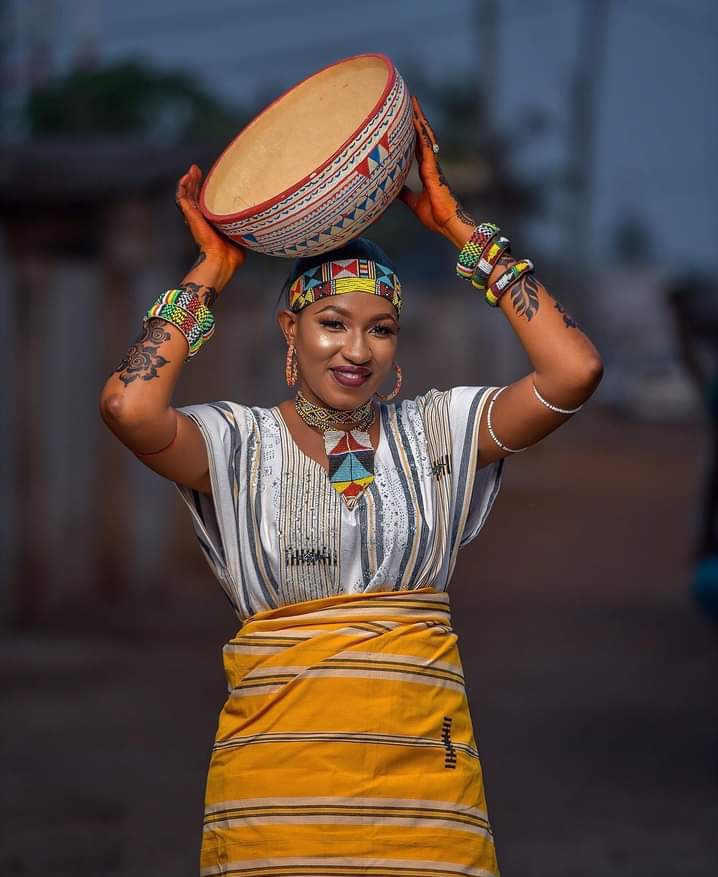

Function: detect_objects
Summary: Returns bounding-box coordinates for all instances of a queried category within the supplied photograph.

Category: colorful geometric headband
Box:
[288,258,402,315]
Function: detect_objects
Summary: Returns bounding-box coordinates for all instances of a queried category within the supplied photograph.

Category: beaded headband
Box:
[288,258,402,315]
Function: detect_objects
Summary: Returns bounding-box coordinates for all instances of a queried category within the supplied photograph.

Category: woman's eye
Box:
[320,320,344,329]
[371,324,394,336]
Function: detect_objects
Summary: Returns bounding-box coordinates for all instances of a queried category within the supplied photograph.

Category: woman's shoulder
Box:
[385,386,481,414]
[176,400,279,440]
[385,385,499,433]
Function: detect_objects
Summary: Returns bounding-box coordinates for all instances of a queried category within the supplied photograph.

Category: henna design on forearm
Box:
[112,318,171,386]
[510,274,541,321]
[182,280,217,308]
[554,300,579,329]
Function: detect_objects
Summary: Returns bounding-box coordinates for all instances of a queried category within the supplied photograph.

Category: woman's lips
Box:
[330,367,371,388]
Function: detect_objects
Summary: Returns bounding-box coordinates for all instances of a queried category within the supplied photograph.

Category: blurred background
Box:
[2,0,717,874]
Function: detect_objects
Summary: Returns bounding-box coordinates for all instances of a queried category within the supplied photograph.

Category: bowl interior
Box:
[203,55,391,217]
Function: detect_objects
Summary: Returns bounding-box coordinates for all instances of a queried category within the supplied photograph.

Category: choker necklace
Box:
[295,390,376,509]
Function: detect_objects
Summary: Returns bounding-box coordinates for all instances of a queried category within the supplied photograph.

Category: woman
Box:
[100,97,603,875]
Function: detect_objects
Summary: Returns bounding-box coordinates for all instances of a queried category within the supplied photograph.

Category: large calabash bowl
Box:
[199,53,415,258]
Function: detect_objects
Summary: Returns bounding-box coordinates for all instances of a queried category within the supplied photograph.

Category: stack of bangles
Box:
[455,221,534,307]
[144,287,215,361]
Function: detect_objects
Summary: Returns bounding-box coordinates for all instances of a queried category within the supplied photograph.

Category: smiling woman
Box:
[98,97,602,875]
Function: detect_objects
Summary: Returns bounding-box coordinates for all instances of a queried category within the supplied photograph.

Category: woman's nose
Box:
[342,329,371,363]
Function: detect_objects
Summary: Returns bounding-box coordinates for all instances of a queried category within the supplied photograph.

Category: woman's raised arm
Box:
[400,97,603,467]
[98,164,245,494]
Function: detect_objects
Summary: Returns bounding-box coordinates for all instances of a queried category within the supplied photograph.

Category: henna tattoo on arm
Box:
[510,274,541,321]
[554,300,579,329]
[182,280,217,308]
[498,265,578,328]
[112,318,172,386]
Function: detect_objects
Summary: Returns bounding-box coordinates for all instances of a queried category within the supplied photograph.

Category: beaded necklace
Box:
[294,390,376,509]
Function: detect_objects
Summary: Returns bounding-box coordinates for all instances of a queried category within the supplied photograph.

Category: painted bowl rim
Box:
[199,52,400,227]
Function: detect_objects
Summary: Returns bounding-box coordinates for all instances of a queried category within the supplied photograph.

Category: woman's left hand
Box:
[399,96,475,248]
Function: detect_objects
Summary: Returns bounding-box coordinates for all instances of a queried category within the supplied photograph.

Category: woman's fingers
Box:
[413,96,438,140]
[412,117,437,175]
[412,114,438,166]
[176,165,204,217]
[175,174,191,225]
[411,96,440,155]
[398,185,419,211]
[411,118,425,164]
[175,165,214,242]
[186,164,202,206]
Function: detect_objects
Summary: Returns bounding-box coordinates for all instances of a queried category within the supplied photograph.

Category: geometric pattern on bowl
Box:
[199,54,416,258]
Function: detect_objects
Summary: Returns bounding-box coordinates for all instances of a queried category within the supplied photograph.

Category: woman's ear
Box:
[276,308,298,346]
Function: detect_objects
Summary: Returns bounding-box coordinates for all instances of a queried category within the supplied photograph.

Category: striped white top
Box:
[175,386,504,622]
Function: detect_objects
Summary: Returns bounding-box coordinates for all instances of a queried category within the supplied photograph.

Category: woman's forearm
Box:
[99,253,230,428]
[447,222,603,400]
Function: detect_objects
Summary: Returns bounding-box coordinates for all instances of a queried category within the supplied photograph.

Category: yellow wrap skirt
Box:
[200,587,500,876]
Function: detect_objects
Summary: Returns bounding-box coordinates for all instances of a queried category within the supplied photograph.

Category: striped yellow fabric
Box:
[201,587,500,876]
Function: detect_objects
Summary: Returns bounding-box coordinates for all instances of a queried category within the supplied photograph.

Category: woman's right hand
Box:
[176,164,246,273]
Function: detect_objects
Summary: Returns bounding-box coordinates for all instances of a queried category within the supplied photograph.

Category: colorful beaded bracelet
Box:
[157,288,215,335]
[470,235,512,293]
[145,302,205,358]
[485,259,534,307]
[455,222,500,280]
[144,288,215,360]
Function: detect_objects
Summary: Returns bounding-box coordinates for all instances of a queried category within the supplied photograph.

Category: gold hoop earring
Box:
[285,343,299,388]
[375,361,402,402]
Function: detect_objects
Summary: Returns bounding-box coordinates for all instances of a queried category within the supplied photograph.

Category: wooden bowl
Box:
[199,53,415,257]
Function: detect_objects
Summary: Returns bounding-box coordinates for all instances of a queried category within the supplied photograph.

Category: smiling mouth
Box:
[330,367,372,388]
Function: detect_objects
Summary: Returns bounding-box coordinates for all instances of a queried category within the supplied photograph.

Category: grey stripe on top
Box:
[393,400,431,589]
[380,403,416,589]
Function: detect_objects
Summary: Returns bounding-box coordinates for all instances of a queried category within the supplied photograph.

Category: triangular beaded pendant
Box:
[323,428,375,510]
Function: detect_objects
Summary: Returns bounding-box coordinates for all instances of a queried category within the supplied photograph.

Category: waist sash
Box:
[201,587,499,877]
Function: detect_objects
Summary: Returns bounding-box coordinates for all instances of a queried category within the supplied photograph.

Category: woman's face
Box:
[279,292,399,409]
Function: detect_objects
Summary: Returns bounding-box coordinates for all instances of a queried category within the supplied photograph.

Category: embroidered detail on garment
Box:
[431,453,452,480]
[285,547,338,566]
[442,715,457,769]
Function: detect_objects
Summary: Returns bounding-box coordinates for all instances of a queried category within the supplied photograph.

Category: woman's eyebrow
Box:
[316,303,397,322]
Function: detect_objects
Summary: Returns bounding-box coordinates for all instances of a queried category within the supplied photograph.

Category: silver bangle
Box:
[532,381,583,415]
[486,386,529,454]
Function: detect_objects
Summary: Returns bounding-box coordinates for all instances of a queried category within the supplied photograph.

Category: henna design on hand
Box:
[418,118,474,227]
[510,274,541,321]
[418,119,435,152]
[436,156,473,228]
[554,300,579,329]
[182,280,217,308]
[454,205,476,227]
[112,318,171,386]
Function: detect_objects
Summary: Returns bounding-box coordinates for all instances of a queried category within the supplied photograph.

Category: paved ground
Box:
[2,409,717,876]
